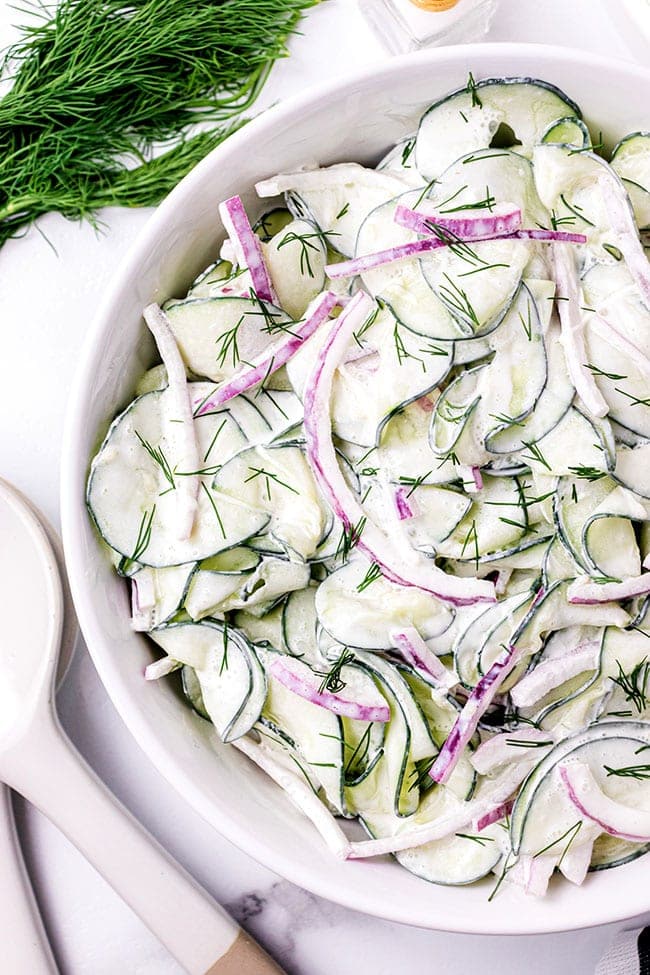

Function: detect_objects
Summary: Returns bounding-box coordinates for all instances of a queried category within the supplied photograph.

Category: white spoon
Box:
[0,478,284,975]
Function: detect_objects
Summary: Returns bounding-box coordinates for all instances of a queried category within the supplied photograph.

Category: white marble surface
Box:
[1,0,645,971]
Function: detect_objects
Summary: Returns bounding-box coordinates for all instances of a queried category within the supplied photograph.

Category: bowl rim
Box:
[61,41,650,935]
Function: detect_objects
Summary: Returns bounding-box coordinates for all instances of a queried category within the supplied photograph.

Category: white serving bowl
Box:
[61,43,650,935]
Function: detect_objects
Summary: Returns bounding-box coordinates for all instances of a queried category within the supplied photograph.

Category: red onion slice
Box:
[193,291,338,417]
[389,627,457,690]
[219,195,277,304]
[430,643,522,784]
[560,761,650,842]
[302,291,496,607]
[268,654,390,723]
[394,201,522,238]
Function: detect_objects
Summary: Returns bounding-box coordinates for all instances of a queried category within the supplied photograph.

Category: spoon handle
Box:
[0,785,59,974]
[6,712,284,975]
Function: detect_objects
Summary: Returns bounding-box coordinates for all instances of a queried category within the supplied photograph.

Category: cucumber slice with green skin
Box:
[264,162,410,258]
[257,647,345,812]
[245,389,304,441]
[253,207,294,242]
[415,76,581,181]
[522,406,614,479]
[186,556,309,621]
[213,443,329,560]
[381,482,471,552]
[510,720,650,858]
[234,605,288,653]
[541,116,591,149]
[262,217,327,320]
[610,133,650,229]
[281,586,321,662]
[437,474,530,563]
[164,295,294,384]
[596,626,650,721]
[132,562,195,628]
[554,475,643,578]
[429,363,485,462]
[589,832,650,871]
[542,535,582,587]
[149,620,266,742]
[377,136,422,185]
[395,820,503,886]
[613,444,650,500]
[485,324,574,454]
[454,591,533,689]
[181,665,210,720]
[341,710,387,787]
[286,297,453,447]
[315,559,454,651]
[399,666,477,802]
[356,189,465,341]
[87,388,269,567]
[374,397,459,487]
[184,548,262,621]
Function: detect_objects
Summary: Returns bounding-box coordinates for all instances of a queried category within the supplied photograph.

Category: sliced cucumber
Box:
[415,77,581,180]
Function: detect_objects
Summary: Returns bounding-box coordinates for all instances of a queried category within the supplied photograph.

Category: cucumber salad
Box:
[88,76,650,897]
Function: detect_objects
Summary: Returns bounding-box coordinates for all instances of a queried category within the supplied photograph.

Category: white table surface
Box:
[1,1,646,972]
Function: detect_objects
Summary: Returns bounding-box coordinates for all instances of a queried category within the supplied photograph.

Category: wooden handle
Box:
[204,930,286,975]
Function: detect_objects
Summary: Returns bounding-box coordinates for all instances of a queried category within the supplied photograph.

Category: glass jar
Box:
[358,0,498,55]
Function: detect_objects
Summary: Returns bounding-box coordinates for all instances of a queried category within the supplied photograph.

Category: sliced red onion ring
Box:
[234,735,351,859]
[599,173,650,310]
[508,853,556,897]
[471,466,484,491]
[389,627,457,690]
[268,654,390,723]
[219,195,277,304]
[143,303,200,540]
[130,575,155,632]
[326,228,587,279]
[430,643,522,784]
[474,799,514,833]
[552,244,609,419]
[303,291,496,607]
[394,201,522,238]
[471,729,554,775]
[394,487,417,521]
[568,574,650,604]
[193,291,338,417]
[560,761,650,842]
[509,644,600,707]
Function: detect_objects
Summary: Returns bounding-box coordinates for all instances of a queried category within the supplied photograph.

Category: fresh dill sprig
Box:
[614,386,650,408]
[466,71,483,108]
[200,483,226,538]
[245,466,299,500]
[610,657,650,713]
[439,273,480,330]
[125,505,156,568]
[408,755,437,792]
[567,466,607,481]
[533,822,582,867]
[393,321,425,370]
[460,519,480,569]
[336,202,350,219]
[604,763,650,780]
[505,738,553,748]
[220,621,229,674]
[344,725,375,779]
[518,299,534,340]
[357,562,383,593]
[135,431,175,492]
[0,0,318,245]
[316,647,355,694]
[334,516,366,563]
[400,139,416,168]
[439,186,495,214]
[521,439,551,471]
[398,471,433,498]
[215,315,245,369]
[203,417,228,463]
[586,364,627,381]
[277,228,328,278]
[456,833,495,846]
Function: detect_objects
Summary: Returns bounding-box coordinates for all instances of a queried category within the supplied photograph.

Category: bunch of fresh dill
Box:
[0,0,318,245]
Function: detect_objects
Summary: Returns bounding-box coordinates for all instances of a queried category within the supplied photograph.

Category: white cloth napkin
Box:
[596,928,650,975]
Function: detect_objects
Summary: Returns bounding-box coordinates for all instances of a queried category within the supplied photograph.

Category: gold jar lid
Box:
[408,0,461,10]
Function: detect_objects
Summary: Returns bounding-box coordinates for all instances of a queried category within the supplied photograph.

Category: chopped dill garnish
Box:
[215,315,245,368]
[456,833,495,845]
[458,262,509,278]
[521,440,551,471]
[277,228,327,278]
[614,386,650,408]
[488,852,516,902]
[439,273,480,329]
[394,321,426,370]
[398,471,433,498]
[602,243,623,261]
[610,658,650,714]
[567,466,606,481]
[586,364,627,381]
[316,647,355,694]
[357,562,383,592]
[604,763,650,780]
[336,202,350,219]
[533,821,582,867]
[200,483,226,538]
[334,516,366,562]
[135,432,175,492]
[220,621,229,674]
[559,193,596,227]
[408,755,437,792]
[466,71,482,108]
[505,738,553,748]
[401,139,416,167]
[244,466,299,500]
[518,299,534,340]
[439,186,495,214]
[203,417,228,463]
[125,505,156,568]
[460,519,480,569]
[345,725,375,779]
